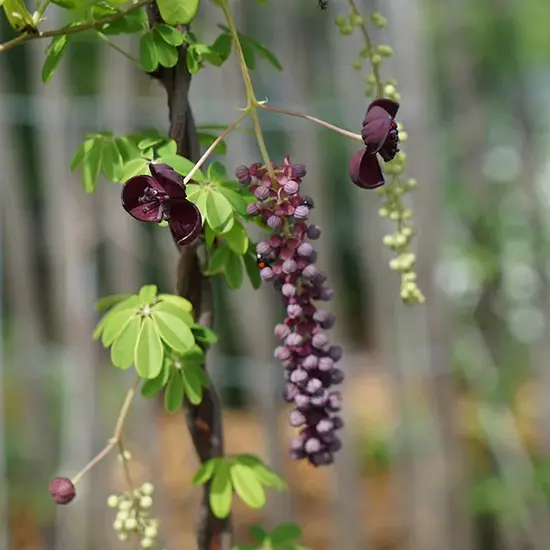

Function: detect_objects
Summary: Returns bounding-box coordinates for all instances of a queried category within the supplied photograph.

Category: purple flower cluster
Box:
[236,157,344,467]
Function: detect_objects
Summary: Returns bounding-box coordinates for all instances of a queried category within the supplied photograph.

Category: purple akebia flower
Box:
[121,162,202,246]
[236,155,344,468]
[349,99,400,190]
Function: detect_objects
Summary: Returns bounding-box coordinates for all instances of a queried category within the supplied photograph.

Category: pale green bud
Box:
[389,259,400,271]
[389,211,400,221]
[382,235,394,246]
[365,73,376,84]
[113,519,124,532]
[340,26,354,36]
[371,54,382,66]
[351,13,364,25]
[125,518,138,531]
[352,59,362,70]
[107,495,119,508]
[140,496,153,509]
[377,45,393,57]
[118,532,129,542]
[141,538,154,549]
[144,525,158,539]
[141,483,154,496]
[117,511,129,522]
[370,12,387,27]
[378,207,389,217]
[384,84,396,96]
[402,209,413,220]
[400,131,408,142]
[334,16,347,26]
[119,500,132,511]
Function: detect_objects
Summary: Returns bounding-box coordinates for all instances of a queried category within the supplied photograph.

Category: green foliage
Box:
[2,0,36,31]
[42,36,69,83]
[218,25,282,71]
[193,454,287,519]
[156,0,199,26]
[233,523,309,550]
[181,30,226,75]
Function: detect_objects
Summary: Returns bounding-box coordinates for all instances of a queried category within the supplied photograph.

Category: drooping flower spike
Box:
[349,99,400,189]
[121,163,202,246]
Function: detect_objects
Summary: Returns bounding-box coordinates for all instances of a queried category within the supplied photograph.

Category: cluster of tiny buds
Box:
[236,157,344,467]
[107,482,159,548]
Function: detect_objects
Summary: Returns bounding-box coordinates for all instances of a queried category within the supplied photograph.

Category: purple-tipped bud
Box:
[304,438,321,454]
[290,369,308,383]
[291,436,305,451]
[307,224,322,239]
[283,383,299,402]
[282,283,296,297]
[289,409,307,427]
[290,449,306,461]
[333,416,344,430]
[274,323,291,340]
[297,242,314,257]
[317,419,333,433]
[327,391,342,412]
[287,304,303,319]
[267,215,283,229]
[247,202,260,216]
[318,356,334,372]
[318,286,333,301]
[292,164,307,178]
[301,265,319,280]
[235,165,251,185]
[328,438,342,453]
[331,369,345,384]
[328,346,343,362]
[294,205,310,220]
[310,451,334,466]
[274,346,291,361]
[260,267,275,281]
[49,477,76,505]
[312,333,329,350]
[282,259,297,274]
[310,391,328,407]
[306,378,323,394]
[302,354,319,370]
[295,393,310,409]
[314,271,328,285]
[256,241,271,256]
[285,332,303,347]
[284,180,300,195]
[255,186,270,200]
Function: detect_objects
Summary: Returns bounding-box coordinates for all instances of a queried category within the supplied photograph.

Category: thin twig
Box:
[96,31,141,66]
[0,0,152,53]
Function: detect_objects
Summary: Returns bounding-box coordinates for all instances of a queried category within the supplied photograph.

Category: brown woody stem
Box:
[146,4,231,549]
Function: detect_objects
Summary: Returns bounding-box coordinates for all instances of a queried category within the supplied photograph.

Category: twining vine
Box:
[1,0,423,548]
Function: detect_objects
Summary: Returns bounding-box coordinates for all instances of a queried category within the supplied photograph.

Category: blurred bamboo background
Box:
[3,0,550,549]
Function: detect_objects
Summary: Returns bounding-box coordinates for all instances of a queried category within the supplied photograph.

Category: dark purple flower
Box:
[349,99,400,189]
[121,163,202,246]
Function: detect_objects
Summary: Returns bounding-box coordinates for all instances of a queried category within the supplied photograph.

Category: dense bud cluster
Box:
[107,482,159,548]
[236,157,344,467]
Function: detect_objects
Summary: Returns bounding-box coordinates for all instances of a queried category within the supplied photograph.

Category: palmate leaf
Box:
[155,23,184,46]
[141,360,171,397]
[110,315,141,369]
[164,369,184,412]
[139,31,158,72]
[153,30,179,67]
[42,35,69,83]
[243,250,262,289]
[193,458,218,485]
[157,293,193,313]
[93,295,141,340]
[270,524,303,544]
[100,308,137,347]
[235,454,287,491]
[181,362,206,404]
[158,153,206,182]
[222,220,249,255]
[154,298,194,326]
[198,132,227,155]
[138,284,158,305]
[209,461,232,519]
[205,189,233,231]
[191,324,218,345]
[153,309,194,353]
[156,0,198,25]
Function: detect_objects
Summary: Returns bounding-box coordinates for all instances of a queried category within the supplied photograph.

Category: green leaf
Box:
[245,37,283,71]
[205,189,233,231]
[193,43,222,66]
[198,132,227,155]
[100,8,147,34]
[191,325,218,345]
[137,131,165,150]
[71,139,92,172]
[153,310,195,353]
[216,185,247,216]
[157,293,193,313]
[157,154,206,182]
[223,220,248,255]
[135,316,164,379]
[210,462,233,519]
[156,140,177,156]
[93,295,141,340]
[101,140,123,182]
[207,245,230,275]
[165,369,184,412]
[270,524,302,544]
[156,0,198,25]
[193,458,218,485]
[118,158,150,181]
[204,222,216,247]
[225,250,243,289]
[207,161,226,181]
[249,525,268,542]
[110,315,141,370]
[95,293,131,311]
[240,39,256,69]
[139,31,158,72]
[42,35,69,83]
[116,136,142,163]
[211,33,232,62]
[141,362,170,397]
[181,344,204,364]
[235,455,287,490]
[154,299,194,327]
[82,138,104,193]
[186,46,200,74]
[51,0,76,9]
[155,23,184,46]
[181,363,204,404]
[138,284,158,304]
[243,252,262,290]
[230,463,266,509]
[101,308,136,347]
[153,31,179,68]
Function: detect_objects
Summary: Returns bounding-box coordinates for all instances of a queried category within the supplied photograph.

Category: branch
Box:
[146,5,231,549]
[0,0,152,53]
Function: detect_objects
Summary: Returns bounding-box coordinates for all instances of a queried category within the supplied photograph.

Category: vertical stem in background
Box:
[146,5,231,550]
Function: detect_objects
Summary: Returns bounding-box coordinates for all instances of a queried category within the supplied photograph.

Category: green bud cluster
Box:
[335,3,425,305]
[107,482,160,548]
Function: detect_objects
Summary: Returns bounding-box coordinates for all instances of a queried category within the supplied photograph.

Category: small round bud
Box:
[305,438,322,454]
[282,259,297,274]
[294,205,310,220]
[140,496,153,509]
[377,45,393,57]
[285,332,303,347]
[267,215,282,229]
[284,179,299,195]
[247,202,260,216]
[352,59,362,70]
[49,477,76,505]
[274,323,291,340]
[117,510,129,521]
[307,224,321,239]
[119,499,132,511]
[297,243,314,257]
[107,495,119,508]
[235,165,251,185]
[141,538,154,549]
[371,54,382,66]
[118,532,129,542]
[144,525,158,538]
[254,186,270,200]
[125,518,138,531]
[281,283,296,297]
[260,267,275,281]
[113,519,124,532]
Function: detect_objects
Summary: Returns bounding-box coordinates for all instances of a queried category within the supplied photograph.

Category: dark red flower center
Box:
[379,121,400,162]
[138,186,173,221]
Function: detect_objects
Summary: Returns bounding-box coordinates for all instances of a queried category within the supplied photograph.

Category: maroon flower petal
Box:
[366,98,400,119]
[361,105,392,153]
[149,163,187,199]
[349,148,385,189]
[121,175,162,222]
[168,200,202,246]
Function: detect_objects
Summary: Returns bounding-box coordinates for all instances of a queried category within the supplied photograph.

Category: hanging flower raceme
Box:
[121,162,202,246]
[349,98,400,189]
[236,157,344,467]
